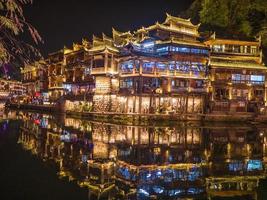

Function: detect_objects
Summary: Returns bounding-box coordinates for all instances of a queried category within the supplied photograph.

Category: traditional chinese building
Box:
[21,60,48,104]
[206,35,267,113]
[21,60,47,96]
[20,14,267,116]
[47,50,65,101]
[0,79,25,100]
[63,14,209,114]
[116,14,209,114]
[63,42,94,97]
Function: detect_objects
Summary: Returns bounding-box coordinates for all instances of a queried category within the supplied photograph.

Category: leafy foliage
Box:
[184,0,267,63]
[0,0,42,66]
[185,0,267,38]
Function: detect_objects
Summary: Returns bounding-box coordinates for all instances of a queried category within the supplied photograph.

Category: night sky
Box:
[23,0,194,57]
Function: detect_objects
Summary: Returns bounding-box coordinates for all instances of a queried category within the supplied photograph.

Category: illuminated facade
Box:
[0,79,25,100]
[21,60,47,97]
[47,50,65,101]
[20,14,267,115]
[62,14,209,114]
[206,35,267,113]
[116,14,208,114]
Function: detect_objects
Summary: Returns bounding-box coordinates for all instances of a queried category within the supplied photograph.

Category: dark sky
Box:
[23,0,194,56]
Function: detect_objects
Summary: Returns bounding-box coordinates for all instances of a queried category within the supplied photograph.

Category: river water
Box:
[0,109,267,200]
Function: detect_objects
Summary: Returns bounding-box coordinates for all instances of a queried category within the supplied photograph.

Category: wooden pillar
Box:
[149,94,152,114]
[139,77,143,114]
[73,69,76,82]
[139,95,142,114]
[104,52,108,73]
[139,60,143,75]
[186,94,189,114]
[192,95,195,113]
[167,78,171,93]
[125,96,129,113]
[133,95,136,113]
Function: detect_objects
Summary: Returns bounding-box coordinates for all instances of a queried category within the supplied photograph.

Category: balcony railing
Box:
[191,88,206,93]
[91,67,105,74]
[171,87,188,93]
[232,80,265,85]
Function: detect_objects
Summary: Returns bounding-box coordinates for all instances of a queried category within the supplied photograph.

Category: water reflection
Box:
[15,111,267,200]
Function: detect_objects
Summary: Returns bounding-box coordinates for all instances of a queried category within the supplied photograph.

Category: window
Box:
[84,67,90,75]
[156,46,169,53]
[233,45,240,53]
[254,89,263,96]
[170,46,190,53]
[135,60,140,73]
[191,49,200,54]
[93,55,104,68]
[191,63,200,74]
[247,160,263,171]
[213,45,223,52]
[120,78,133,88]
[251,46,257,54]
[143,78,159,89]
[178,80,188,87]
[179,47,190,53]
[172,80,181,87]
[196,80,204,88]
[143,62,154,73]
[198,64,206,72]
[225,45,233,53]
[177,62,190,73]
[247,46,251,54]
[232,89,248,99]
[107,55,112,68]
[120,60,134,73]
[251,75,265,84]
[169,61,176,71]
[232,74,249,83]
[156,62,167,72]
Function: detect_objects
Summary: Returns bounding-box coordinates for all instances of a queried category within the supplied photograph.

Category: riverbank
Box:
[6,103,267,124]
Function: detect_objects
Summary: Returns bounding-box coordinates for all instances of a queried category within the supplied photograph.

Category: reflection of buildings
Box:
[18,114,267,200]
[115,126,206,199]
[205,127,266,199]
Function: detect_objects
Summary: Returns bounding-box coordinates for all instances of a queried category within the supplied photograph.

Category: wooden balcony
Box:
[191,88,206,93]
[120,69,206,79]
[91,67,105,74]
[171,87,188,93]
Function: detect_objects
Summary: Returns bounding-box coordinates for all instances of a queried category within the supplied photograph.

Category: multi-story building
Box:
[21,60,48,101]
[63,14,209,114]
[47,50,65,101]
[0,79,25,100]
[63,41,94,101]
[21,14,267,115]
[206,35,267,113]
[117,14,209,114]
[21,62,38,96]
